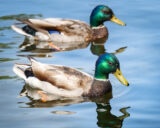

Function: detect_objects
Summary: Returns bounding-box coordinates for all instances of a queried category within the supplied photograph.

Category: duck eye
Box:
[108,61,113,66]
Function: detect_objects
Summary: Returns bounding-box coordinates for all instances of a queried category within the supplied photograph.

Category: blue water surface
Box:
[0,0,160,128]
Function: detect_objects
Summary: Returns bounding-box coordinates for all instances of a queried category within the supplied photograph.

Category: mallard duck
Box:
[11,5,126,45]
[13,53,129,102]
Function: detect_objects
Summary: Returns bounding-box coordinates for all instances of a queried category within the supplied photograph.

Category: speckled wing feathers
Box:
[29,18,93,41]
[28,58,93,91]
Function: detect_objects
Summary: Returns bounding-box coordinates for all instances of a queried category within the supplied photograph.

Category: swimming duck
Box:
[13,53,129,101]
[11,5,126,46]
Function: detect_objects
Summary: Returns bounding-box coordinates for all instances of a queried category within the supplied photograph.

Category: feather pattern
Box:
[13,57,112,98]
[12,18,93,42]
[11,18,108,42]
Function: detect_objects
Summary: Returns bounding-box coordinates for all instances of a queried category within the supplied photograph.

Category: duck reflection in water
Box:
[18,33,127,59]
[19,37,90,52]
[96,103,130,128]
[17,38,90,59]
[19,86,130,128]
[90,37,127,57]
[87,93,130,128]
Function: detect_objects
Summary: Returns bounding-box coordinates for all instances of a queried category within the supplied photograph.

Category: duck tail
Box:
[11,19,39,37]
[13,63,31,80]
[11,25,32,37]
[17,19,49,36]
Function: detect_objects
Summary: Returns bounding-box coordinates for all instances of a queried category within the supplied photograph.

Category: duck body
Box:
[13,56,112,98]
[13,53,129,101]
[11,5,125,44]
[12,18,95,43]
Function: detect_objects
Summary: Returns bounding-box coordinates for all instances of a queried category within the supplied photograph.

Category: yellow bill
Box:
[110,15,126,26]
[113,69,129,86]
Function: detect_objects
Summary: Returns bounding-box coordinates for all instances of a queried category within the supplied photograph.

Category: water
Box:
[0,0,160,127]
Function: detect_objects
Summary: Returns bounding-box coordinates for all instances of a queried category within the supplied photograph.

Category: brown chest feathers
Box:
[91,26,108,41]
[83,79,112,97]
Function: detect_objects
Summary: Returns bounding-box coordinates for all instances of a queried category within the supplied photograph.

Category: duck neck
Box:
[90,20,104,27]
[90,18,104,27]
[94,70,109,80]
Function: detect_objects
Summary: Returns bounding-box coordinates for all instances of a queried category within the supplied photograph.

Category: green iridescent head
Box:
[95,53,129,86]
[90,5,126,27]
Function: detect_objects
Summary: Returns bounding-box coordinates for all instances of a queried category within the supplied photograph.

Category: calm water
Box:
[0,0,160,128]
